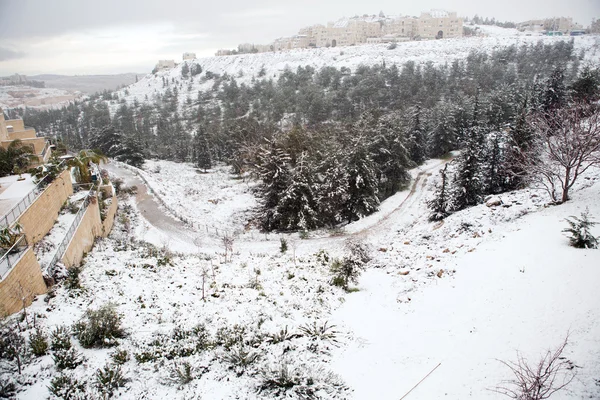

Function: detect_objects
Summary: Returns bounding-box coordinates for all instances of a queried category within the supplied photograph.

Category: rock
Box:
[403,241,411,245]
[486,196,503,207]
[399,270,410,276]
[436,269,444,278]
[442,248,450,253]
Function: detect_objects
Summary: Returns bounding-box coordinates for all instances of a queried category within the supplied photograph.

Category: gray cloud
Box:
[0,47,26,62]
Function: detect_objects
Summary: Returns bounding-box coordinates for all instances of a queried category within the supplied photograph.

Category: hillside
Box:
[8,157,600,400]
[31,73,146,94]
[112,29,600,113]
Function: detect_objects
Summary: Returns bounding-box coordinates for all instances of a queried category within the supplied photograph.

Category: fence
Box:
[45,188,94,272]
[0,175,49,229]
[0,235,29,280]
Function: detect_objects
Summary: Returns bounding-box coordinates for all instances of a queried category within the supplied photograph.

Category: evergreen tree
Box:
[408,105,426,164]
[483,131,506,195]
[428,164,451,221]
[256,142,291,231]
[542,68,566,114]
[318,156,349,226]
[193,129,212,172]
[274,155,319,231]
[343,141,379,223]
[181,63,190,79]
[503,98,535,191]
[451,124,484,211]
[570,66,600,103]
[428,101,457,158]
[563,209,598,249]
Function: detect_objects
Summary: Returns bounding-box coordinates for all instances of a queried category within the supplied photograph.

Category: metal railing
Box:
[0,235,29,280]
[0,176,49,229]
[45,188,94,272]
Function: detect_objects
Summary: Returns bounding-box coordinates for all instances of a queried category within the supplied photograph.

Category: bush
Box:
[48,374,87,399]
[563,209,598,249]
[53,348,84,370]
[266,326,300,344]
[73,303,125,348]
[170,361,194,385]
[110,349,130,365]
[50,326,72,351]
[96,364,127,398]
[387,42,397,50]
[258,363,347,398]
[29,327,49,357]
[279,237,288,253]
[0,379,16,398]
[222,346,260,375]
[299,321,338,342]
[330,239,371,290]
[64,265,83,290]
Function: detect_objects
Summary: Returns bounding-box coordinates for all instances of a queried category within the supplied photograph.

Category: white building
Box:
[182,52,196,60]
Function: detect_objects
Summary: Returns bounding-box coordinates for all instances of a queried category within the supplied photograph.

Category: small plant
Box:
[330,239,371,290]
[387,42,397,50]
[64,265,83,290]
[171,361,194,385]
[53,348,84,370]
[48,374,86,399]
[299,321,338,342]
[50,326,72,351]
[279,237,288,253]
[0,379,16,398]
[29,327,49,356]
[73,303,125,348]
[222,345,260,375]
[96,364,127,397]
[492,335,576,400]
[258,362,346,398]
[247,268,262,290]
[299,230,310,240]
[266,326,300,344]
[111,348,130,365]
[563,208,598,249]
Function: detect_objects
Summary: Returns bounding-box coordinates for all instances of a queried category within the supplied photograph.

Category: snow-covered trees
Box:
[193,129,212,172]
[428,164,451,221]
[342,141,380,223]
[563,209,598,249]
[525,104,600,203]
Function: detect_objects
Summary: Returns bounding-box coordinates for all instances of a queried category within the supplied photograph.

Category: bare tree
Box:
[492,335,576,400]
[221,235,234,263]
[525,105,600,203]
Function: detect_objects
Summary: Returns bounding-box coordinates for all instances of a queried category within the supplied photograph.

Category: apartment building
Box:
[517,17,582,33]
[217,9,464,55]
[154,59,176,71]
[182,52,196,60]
[0,108,52,166]
[418,10,463,39]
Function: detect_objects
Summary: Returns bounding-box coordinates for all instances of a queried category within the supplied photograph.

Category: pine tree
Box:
[483,131,506,195]
[428,164,451,221]
[318,156,349,226]
[542,68,566,114]
[181,63,190,79]
[274,155,319,231]
[408,105,426,165]
[503,98,535,191]
[256,142,291,231]
[451,125,484,211]
[428,102,457,158]
[343,141,379,223]
[563,209,598,249]
[193,129,212,172]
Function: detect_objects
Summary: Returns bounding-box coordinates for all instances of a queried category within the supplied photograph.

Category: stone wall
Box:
[0,248,46,315]
[17,169,73,244]
[61,198,102,269]
[102,195,118,237]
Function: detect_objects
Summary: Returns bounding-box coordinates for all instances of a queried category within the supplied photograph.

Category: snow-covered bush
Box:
[95,364,126,397]
[48,374,86,399]
[563,209,598,249]
[50,326,71,351]
[28,327,48,357]
[53,348,83,370]
[73,303,125,348]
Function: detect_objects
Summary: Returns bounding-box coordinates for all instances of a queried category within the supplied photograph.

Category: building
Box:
[0,108,52,166]
[417,10,463,39]
[182,52,196,60]
[154,59,176,71]
[384,16,418,38]
[517,17,582,33]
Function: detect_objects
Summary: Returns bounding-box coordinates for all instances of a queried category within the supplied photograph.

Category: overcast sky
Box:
[0,0,598,76]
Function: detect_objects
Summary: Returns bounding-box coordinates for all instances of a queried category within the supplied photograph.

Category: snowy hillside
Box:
[112,30,600,113]
[6,156,599,400]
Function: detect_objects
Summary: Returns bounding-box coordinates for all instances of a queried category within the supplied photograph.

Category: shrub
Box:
[330,239,371,290]
[48,374,87,399]
[563,209,598,249]
[111,349,130,365]
[280,237,288,253]
[299,321,338,342]
[64,265,83,290]
[222,346,260,375]
[73,303,125,348]
[0,379,16,398]
[96,364,127,398]
[266,326,300,344]
[258,363,347,398]
[50,326,72,351]
[388,42,397,50]
[170,361,194,385]
[53,348,84,370]
[29,327,49,357]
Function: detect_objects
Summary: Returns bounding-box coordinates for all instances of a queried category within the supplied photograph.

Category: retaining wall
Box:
[0,248,46,315]
[17,170,73,244]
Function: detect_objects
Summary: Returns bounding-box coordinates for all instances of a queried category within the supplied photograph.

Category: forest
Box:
[11,39,600,231]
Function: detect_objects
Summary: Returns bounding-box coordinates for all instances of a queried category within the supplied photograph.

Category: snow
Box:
[111,30,600,115]
[0,86,82,110]
[0,174,36,216]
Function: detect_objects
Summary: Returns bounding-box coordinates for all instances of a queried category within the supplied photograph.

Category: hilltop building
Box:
[517,17,582,33]
[154,59,176,72]
[217,9,464,55]
[182,52,196,60]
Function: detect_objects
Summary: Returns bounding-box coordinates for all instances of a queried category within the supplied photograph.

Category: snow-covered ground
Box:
[111,30,600,114]
[0,86,82,110]
[5,154,599,399]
